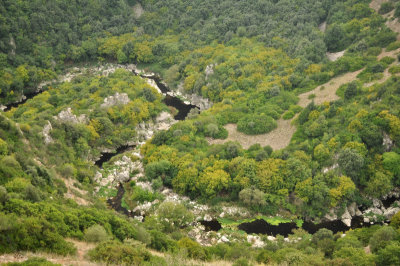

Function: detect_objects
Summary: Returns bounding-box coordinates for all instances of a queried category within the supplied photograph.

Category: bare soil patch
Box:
[369,0,388,12]
[319,21,327,32]
[370,0,400,40]
[298,69,363,107]
[207,119,296,150]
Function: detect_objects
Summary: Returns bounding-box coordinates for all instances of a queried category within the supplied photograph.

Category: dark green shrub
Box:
[386,41,400,51]
[282,110,295,120]
[84,224,110,243]
[379,2,394,14]
[148,230,177,252]
[376,242,400,266]
[237,114,277,135]
[369,226,398,253]
[380,56,396,65]
[88,240,152,265]
[145,160,177,187]
[177,237,209,261]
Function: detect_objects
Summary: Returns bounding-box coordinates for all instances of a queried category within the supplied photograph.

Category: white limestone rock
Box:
[55,107,87,124]
[384,207,400,220]
[101,92,130,108]
[219,236,229,243]
[42,121,53,144]
[247,235,265,248]
[341,208,352,227]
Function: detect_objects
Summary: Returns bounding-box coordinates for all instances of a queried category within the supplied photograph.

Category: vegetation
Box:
[2,0,400,265]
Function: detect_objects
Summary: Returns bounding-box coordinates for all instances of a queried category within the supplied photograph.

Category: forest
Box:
[2,0,400,265]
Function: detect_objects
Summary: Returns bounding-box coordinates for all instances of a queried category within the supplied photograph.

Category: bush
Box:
[376,242,400,266]
[88,240,152,265]
[4,257,60,266]
[84,224,110,243]
[136,226,151,245]
[177,237,209,260]
[333,247,375,266]
[389,65,400,74]
[386,41,400,51]
[0,185,9,204]
[205,123,219,138]
[233,257,251,266]
[237,114,277,135]
[344,81,358,99]
[282,110,295,120]
[148,230,177,251]
[379,2,394,14]
[145,160,177,187]
[396,4,400,18]
[0,138,8,156]
[311,228,333,245]
[157,202,194,232]
[130,186,159,203]
[24,185,42,202]
[391,211,400,229]
[380,56,395,65]
[369,226,398,253]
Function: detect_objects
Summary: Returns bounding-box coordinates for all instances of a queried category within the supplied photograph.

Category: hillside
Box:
[2,0,400,265]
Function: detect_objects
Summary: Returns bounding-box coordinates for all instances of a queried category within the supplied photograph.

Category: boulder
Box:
[42,121,53,144]
[203,214,213,222]
[348,202,357,217]
[247,235,265,248]
[372,199,381,208]
[324,209,337,221]
[341,208,352,227]
[101,92,130,108]
[384,207,400,220]
[220,236,229,243]
[365,207,383,215]
[55,107,87,124]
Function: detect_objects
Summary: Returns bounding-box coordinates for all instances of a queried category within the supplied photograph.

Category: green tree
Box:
[376,242,400,266]
[84,224,110,243]
[157,202,194,232]
[338,148,364,183]
[333,247,375,266]
[369,226,398,253]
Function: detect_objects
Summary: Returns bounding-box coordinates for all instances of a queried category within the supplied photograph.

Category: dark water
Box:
[201,220,222,231]
[4,90,42,111]
[238,219,298,236]
[164,95,198,120]
[382,196,398,208]
[198,215,378,237]
[133,70,198,120]
[95,145,135,168]
[107,184,134,217]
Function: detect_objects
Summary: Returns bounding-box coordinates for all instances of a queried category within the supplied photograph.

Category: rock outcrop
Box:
[42,121,53,144]
[101,92,130,108]
[55,107,87,124]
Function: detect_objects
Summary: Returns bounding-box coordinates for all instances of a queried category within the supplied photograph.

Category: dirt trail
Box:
[297,69,363,107]
[370,0,400,40]
[366,47,400,87]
